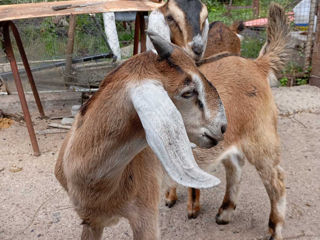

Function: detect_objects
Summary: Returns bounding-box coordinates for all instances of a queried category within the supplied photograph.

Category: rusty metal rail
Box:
[1,21,44,156]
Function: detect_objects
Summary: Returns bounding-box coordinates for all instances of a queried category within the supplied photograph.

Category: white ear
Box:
[146,10,171,53]
[130,80,220,189]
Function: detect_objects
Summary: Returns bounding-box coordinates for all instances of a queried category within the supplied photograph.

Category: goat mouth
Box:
[204,132,218,147]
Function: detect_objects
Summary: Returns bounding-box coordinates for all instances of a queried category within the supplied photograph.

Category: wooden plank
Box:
[0,0,164,22]
[64,15,76,85]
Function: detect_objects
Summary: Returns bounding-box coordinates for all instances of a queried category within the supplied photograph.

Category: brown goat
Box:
[165,3,290,240]
[55,32,227,240]
[203,20,244,58]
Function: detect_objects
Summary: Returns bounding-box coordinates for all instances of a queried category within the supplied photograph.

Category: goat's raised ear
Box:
[147,31,173,59]
[130,81,220,189]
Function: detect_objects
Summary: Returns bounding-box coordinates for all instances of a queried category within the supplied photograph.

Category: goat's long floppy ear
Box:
[130,81,220,189]
[146,10,171,54]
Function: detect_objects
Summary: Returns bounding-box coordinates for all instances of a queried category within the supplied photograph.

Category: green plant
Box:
[279,77,288,86]
[296,78,308,85]
[241,33,266,58]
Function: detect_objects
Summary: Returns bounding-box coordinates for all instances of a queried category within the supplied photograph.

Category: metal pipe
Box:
[0,53,113,78]
[9,21,45,118]
[2,21,40,156]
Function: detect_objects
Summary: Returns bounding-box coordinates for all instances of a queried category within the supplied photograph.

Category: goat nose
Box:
[192,44,203,56]
[221,124,227,134]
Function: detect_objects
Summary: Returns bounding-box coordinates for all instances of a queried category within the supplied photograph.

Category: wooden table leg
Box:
[2,21,41,156]
[133,12,141,55]
[139,12,146,53]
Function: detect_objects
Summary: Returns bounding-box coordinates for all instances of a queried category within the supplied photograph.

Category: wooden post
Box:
[310,1,320,87]
[139,12,146,53]
[252,0,259,18]
[304,0,317,72]
[64,14,76,86]
[133,12,140,55]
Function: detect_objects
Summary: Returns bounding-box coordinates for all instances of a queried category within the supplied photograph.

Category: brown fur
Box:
[229,21,245,34]
[55,46,224,240]
[166,3,289,240]
[187,188,201,219]
[203,21,242,58]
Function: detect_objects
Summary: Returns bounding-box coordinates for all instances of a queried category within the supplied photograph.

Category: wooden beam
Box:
[64,15,77,86]
[310,1,320,88]
[0,0,163,22]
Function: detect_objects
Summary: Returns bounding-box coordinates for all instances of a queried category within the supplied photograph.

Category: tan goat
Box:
[54,32,227,240]
[164,3,290,240]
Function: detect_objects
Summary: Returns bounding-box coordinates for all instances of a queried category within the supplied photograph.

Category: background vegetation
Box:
[0,0,308,85]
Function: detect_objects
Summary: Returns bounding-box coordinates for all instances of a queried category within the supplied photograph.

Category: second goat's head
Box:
[147,0,209,61]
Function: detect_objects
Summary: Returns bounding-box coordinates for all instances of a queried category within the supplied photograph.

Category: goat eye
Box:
[166,15,174,22]
[181,89,198,99]
[181,91,194,99]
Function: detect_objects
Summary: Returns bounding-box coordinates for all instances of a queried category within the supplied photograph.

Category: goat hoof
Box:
[187,211,199,219]
[165,199,176,208]
[269,237,282,240]
[215,213,229,225]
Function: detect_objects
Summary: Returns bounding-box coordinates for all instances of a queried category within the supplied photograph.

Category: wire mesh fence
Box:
[0,8,136,93]
[0,0,318,94]
[204,0,318,86]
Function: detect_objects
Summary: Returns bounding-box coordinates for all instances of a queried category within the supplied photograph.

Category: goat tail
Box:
[257,2,290,74]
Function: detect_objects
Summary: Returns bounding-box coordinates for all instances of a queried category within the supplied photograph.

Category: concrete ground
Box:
[1,85,320,240]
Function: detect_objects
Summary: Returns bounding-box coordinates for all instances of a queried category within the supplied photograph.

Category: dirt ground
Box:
[1,85,320,240]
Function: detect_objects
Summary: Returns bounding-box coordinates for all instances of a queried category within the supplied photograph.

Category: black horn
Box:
[147,30,173,59]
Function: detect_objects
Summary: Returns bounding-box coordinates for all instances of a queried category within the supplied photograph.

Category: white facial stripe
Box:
[191,34,203,46]
[201,19,209,57]
[215,100,227,129]
[191,73,210,118]
[146,10,171,52]
[186,19,209,59]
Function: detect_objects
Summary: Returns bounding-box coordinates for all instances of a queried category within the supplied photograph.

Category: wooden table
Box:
[0,0,163,156]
